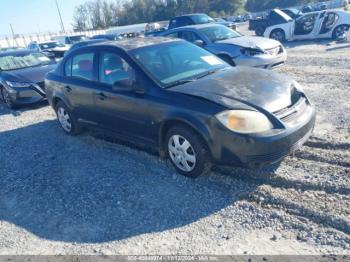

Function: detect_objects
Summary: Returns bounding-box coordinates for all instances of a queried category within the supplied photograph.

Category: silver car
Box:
[160,24,287,69]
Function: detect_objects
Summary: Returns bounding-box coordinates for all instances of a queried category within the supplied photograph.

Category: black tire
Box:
[270,29,286,42]
[255,27,265,36]
[332,25,349,40]
[218,54,235,66]
[1,86,16,109]
[55,101,81,135]
[165,126,211,178]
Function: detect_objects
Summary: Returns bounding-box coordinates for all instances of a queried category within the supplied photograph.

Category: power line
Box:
[55,0,66,33]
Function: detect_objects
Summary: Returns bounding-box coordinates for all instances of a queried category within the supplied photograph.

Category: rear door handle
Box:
[94,92,107,101]
[65,85,72,92]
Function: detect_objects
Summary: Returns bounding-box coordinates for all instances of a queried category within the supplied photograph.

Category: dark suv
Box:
[45,38,315,178]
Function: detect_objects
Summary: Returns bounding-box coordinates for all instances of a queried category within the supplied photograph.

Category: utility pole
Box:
[9,24,18,47]
[55,0,66,33]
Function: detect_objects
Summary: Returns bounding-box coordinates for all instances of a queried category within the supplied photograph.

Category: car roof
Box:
[173,13,207,19]
[169,23,225,30]
[0,49,33,57]
[88,37,182,51]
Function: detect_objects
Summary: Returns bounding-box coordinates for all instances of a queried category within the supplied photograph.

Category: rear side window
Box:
[71,53,95,80]
[64,58,72,76]
[180,31,201,43]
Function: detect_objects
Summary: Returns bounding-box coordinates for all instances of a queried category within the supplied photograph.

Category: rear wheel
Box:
[332,25,349,40]
[1,87,16,109]
[255,27,265,36]
[55,101,81,135]
[165,126,211,178]
[270,29,286,42]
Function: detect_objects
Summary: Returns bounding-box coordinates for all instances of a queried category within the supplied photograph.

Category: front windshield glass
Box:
[191,14,215,24]
[200,25,241,42]
[69,35,88,44]
[39,42,65,50]
[131,41,228,87]
[0,52,52,71]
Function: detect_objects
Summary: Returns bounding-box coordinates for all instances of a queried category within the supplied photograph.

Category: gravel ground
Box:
[0,25,349,255]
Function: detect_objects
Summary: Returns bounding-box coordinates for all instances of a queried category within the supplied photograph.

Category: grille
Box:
[274,97,308,124]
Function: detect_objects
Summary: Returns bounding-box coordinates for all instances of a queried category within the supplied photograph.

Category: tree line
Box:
[72,0,328,31]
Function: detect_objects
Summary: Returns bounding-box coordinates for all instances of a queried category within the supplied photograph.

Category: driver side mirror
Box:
[193,40,205,47]
[112,78,144,95]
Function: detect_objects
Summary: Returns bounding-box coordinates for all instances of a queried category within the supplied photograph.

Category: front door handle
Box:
[65,85,72,92]
[94,92,107,101]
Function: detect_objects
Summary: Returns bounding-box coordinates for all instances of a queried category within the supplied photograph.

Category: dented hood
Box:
[217,35,281,50]
[169,67,294,113]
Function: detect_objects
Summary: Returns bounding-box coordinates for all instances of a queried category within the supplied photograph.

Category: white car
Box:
[264,10,350,42]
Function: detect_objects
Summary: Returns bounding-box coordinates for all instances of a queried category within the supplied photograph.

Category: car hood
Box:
[169,67,294,113]
[217,35,281,50]
[1,64,57,83]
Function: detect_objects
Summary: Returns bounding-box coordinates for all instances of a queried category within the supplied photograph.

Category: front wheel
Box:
[332,25,349,40]
[270,29,286,42]
[55,101,81,135]
[1,87,16,109]
[255,27,265,36]
[165,126,211,178]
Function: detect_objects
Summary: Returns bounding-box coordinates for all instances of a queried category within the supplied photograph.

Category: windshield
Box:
[191,14,215,24]
[39,42,65,50]
[69,35,88,44]
[0,52,52,71]
[131,41,228,87]
[200,25,241,42]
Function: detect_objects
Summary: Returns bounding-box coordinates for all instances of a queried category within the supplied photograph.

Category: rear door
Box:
[61,51,98,124]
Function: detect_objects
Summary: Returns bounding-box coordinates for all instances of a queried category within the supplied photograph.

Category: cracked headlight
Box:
[216,110,273,134]
[5,81,31,88]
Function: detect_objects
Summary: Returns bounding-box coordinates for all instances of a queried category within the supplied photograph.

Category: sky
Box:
[0,0,89,37]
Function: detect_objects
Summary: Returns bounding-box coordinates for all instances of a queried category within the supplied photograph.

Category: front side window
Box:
[199,25,241,42]
[99,52,134,85]
[131,41,228,87]
[71,52,94,80]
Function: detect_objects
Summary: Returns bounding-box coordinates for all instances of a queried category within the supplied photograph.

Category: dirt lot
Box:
[0,27,349,255]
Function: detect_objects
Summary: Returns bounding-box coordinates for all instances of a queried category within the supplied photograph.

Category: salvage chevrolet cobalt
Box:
[45,38,316,177]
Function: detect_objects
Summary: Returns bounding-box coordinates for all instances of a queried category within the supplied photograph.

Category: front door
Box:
[93,51,155,144]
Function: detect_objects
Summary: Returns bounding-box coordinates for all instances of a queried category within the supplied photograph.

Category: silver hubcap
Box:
[57,107,72,132]
[336,26,346,37]
[168,135,196,172]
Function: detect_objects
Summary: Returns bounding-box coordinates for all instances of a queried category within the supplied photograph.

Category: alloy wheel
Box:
[57,106,72,132]
[168,135,197,172]
[271,31,284,42]
[335,26,347,39]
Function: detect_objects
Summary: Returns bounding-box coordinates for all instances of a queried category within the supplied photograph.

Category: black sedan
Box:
[0,50,57,108]
[45,38,316,178]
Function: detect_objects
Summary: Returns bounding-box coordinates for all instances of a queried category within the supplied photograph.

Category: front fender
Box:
[158,111,214,155]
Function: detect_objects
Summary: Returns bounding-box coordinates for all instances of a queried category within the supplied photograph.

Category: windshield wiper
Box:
[165,79,195,88]
[195,68,223,80]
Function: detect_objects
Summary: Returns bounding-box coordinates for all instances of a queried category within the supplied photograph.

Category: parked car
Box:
[249,9,293,36]
[265,10,350,42]
[66,39,107,54]
[90,34,123,41]
[280,8,304,19]
[168,13,237,30]
[0,50,56,108]
[159,24,287,68]
[52,35,88,46]
[27,41,69,58]
[0,46,25,52]
[45,38,315,177]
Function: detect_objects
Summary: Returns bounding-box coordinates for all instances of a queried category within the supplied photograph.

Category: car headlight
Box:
[241,48,264,56]
[216,110,273,134]
[5,81,31,88]
[292,81,304,93]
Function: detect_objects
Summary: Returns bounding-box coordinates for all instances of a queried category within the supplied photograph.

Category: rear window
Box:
[65,52,94,80]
